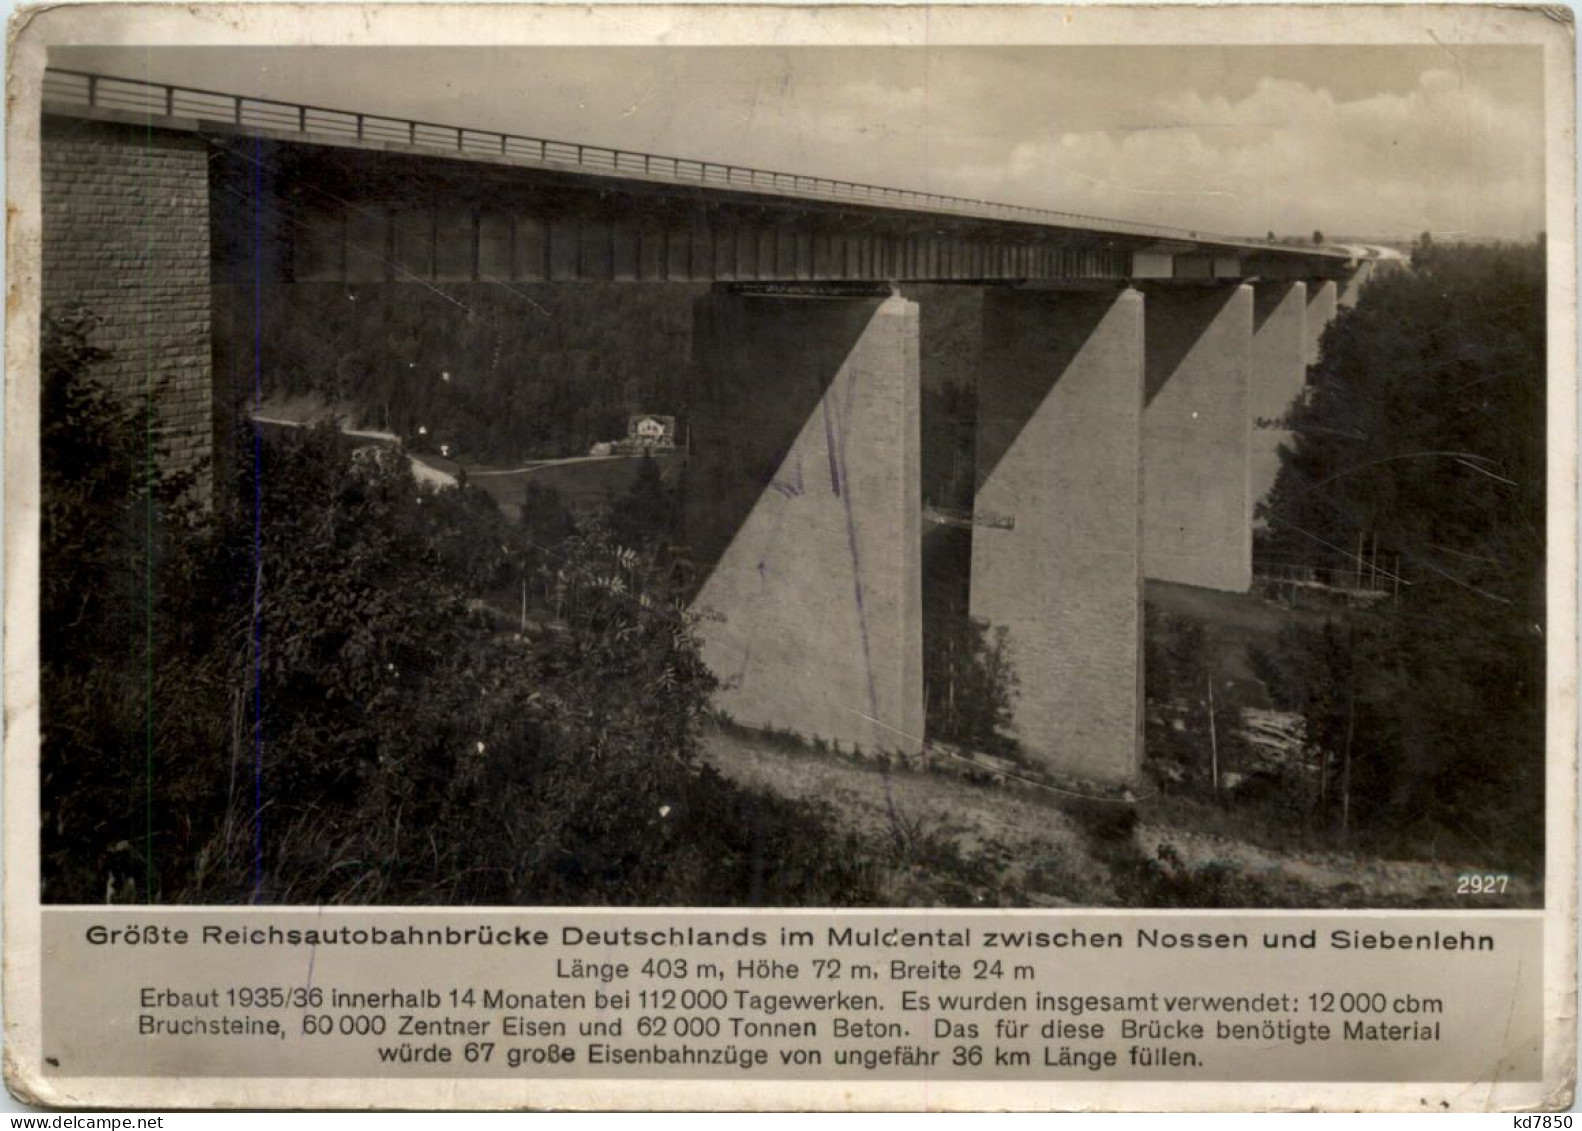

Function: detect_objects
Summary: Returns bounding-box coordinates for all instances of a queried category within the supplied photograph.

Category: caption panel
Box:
[42,910,1542,1082]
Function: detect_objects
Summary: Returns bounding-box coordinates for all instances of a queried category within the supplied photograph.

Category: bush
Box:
[1142,606,1246,797]
[219,441,864,904]
[40,303,233,901]
[925,615,1020,756]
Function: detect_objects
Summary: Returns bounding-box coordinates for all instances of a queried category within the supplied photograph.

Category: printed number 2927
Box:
[1457,873,1510,894]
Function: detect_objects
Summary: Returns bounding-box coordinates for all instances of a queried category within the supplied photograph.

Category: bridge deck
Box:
[42,67,1356,276]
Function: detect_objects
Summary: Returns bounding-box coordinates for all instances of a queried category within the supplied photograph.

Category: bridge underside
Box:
[40,113,1382,785]
[192,131,1349,290]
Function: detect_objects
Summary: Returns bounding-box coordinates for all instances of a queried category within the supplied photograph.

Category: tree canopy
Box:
[1256,240,1546,870]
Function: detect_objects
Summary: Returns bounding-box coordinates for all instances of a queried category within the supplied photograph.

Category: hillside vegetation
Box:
[42,302,870,905]
[1252,239,1547,873]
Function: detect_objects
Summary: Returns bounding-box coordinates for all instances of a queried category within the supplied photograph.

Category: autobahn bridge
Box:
[39,68,1387,784]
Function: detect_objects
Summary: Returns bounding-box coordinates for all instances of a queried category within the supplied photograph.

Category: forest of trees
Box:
[41,302,872,905]
[1254,239,1547,872]
[41,235,1551,905]
[214,282,706,464]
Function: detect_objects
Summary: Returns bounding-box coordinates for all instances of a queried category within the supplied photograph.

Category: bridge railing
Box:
[42,67,1343,255]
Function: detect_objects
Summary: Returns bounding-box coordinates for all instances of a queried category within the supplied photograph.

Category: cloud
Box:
[934,69,1544,239]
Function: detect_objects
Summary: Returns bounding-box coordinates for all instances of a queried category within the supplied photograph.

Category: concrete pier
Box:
[1337,261,1374,310]
[1305,279,1338,366]
[970,287,1145,783]
[1142,283,1255,592]
[1248,281,1308,518]
[687,291,924,756]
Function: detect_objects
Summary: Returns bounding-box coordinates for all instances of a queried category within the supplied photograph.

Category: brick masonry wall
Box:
[42,118,213,495]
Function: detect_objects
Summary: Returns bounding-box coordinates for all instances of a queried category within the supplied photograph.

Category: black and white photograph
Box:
[6,2,1577,1112]
[25,22,1557,915]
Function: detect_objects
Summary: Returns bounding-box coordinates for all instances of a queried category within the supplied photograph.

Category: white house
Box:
[623,414,676,450]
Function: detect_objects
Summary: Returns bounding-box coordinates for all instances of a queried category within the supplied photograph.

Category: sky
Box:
[52,44,1547,241]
